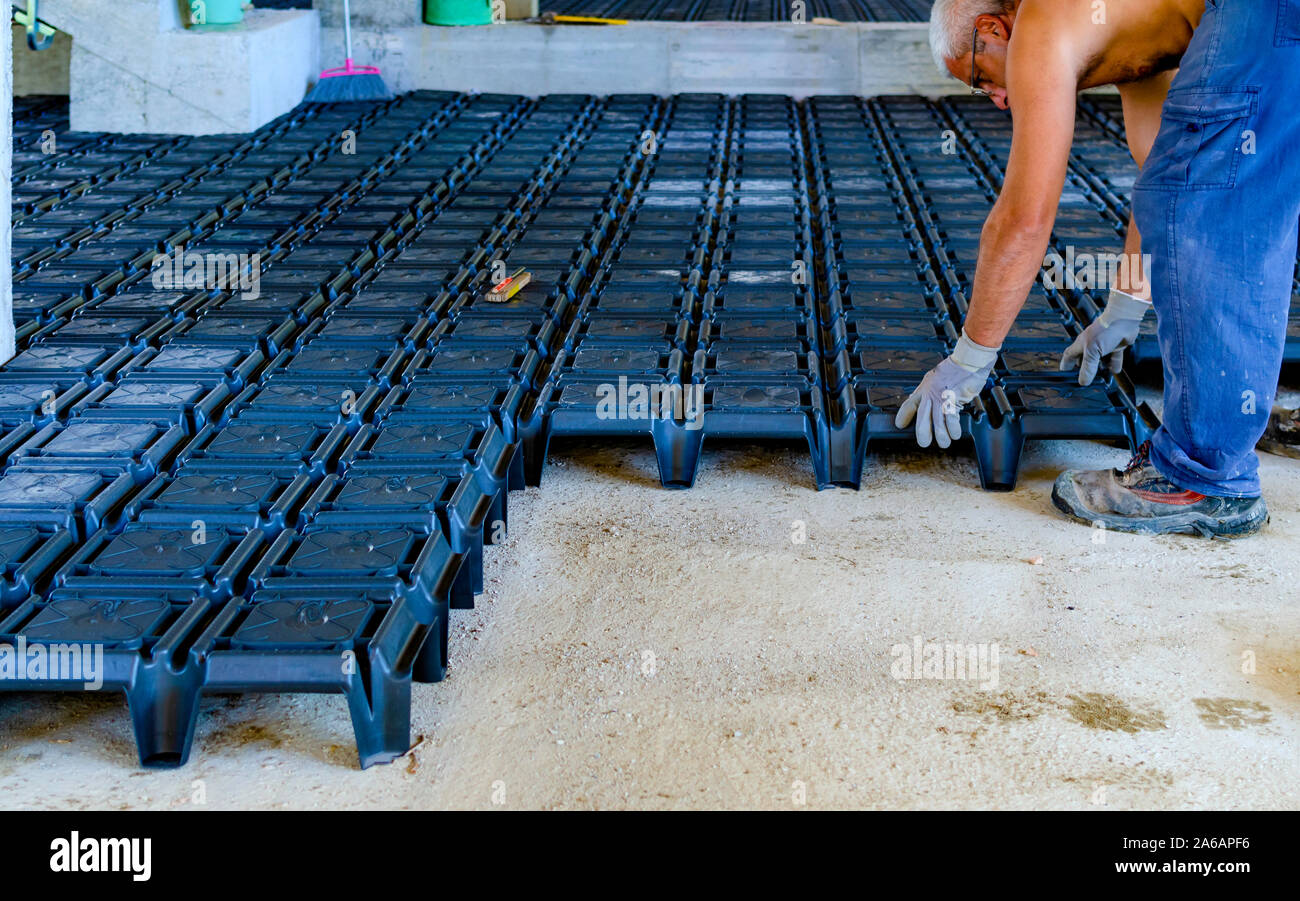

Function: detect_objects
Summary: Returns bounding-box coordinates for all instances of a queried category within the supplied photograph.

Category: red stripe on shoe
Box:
[1131,488,1206,506]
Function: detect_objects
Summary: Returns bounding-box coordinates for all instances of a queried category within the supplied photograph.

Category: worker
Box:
[897,0,1299,538]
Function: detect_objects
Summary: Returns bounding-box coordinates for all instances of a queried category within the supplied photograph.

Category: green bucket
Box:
[190,0,245,27]
[424,0,493,26]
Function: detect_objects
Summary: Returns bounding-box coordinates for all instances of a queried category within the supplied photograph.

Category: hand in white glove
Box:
[1060,289,1151,386]
[895,330,999,448]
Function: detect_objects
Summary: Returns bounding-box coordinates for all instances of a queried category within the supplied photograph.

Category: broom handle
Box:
[342,0,353,61]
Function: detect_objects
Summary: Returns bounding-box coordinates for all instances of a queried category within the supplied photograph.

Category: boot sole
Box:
[1051,479,1269,539]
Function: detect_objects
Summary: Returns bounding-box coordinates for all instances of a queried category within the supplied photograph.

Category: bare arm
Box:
[1118,71,1173,167]
[1113,72,1174,298]
[962,22,1079,347]
[1116,213,1147,297]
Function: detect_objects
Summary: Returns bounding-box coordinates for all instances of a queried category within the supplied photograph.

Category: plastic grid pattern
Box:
[1,90,1225,769]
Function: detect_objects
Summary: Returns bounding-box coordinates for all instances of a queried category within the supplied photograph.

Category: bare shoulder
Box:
[1009,0,1096,75]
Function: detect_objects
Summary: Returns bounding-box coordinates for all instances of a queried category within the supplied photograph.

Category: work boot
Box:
[1052,441,1268,538]
[1258,406,1300,459]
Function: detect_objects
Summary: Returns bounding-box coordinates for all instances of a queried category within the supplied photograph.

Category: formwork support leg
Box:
[521,421,551,488]
[485,487,507,544]
[970,418,1025,492]
[653,420,703,489]
[348,663,413,769]
[1125,400,1161,450]
[450,545,478,610]
[825,415,865,489]
[507,444,526,492]
[126,664,204,768]
[808,424,835,491]
[412,607,450,684]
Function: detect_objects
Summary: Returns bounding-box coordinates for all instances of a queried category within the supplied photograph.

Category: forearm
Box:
[962,210,1053,347]
[1117,211,1150,300]
[1060,211,1153,386]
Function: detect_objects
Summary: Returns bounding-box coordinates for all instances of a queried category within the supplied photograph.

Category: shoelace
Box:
[1120,440,1154,477]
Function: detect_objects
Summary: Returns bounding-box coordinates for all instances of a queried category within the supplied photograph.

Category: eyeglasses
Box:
[970,26,988,96]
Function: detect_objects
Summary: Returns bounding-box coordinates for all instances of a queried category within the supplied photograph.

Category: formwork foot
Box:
[1127,401,1161,449]
[348,665,413,769]
[653,420,703,488]
[412,611,449,684]
[450,548,478,610]
[825,416,864,489]
[485,488,507,544]
[521,421,551,488]
[809,422,836,490]
[126,665,204,768]
[970,418,1025,492]
[507,444,526,492]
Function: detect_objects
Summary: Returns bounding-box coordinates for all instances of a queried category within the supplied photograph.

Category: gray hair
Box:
[929,0,1014,75]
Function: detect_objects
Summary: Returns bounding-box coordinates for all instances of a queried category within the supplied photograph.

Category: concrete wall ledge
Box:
[329,21,955,98]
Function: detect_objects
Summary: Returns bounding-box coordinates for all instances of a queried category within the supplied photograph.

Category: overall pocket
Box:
[1278,0,1300,46]
[1137,88,1257,191]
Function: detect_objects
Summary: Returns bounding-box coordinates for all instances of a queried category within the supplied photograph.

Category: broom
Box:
[305,0,392,102]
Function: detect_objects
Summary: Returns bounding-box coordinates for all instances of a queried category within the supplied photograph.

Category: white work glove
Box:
[1060,289,1151,386]
[895,330,999,449]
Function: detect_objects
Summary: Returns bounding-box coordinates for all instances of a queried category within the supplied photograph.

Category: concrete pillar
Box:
[35,0,320,135]
[3,19,13,363]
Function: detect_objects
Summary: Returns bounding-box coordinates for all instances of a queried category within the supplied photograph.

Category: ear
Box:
[974,13,1010,41]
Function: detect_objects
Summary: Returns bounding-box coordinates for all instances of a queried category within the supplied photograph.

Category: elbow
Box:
[983,203,1054,249]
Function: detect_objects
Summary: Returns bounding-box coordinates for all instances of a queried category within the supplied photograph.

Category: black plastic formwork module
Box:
[545,0,932,22]
[528,94,723,487]
[696,96,832,482]
[441,95,666,482]
[9,100,357,336]
[0,91,1175,769]
[0,92,553,768]
[0,91,710,769]
[10,97,186,214]
[806,96,970,486]
[525,95,849,488]
[12,95,67,131]
[863,96,1157,489]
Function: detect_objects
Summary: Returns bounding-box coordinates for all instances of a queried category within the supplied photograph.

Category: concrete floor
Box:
[0,427,1297,810]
